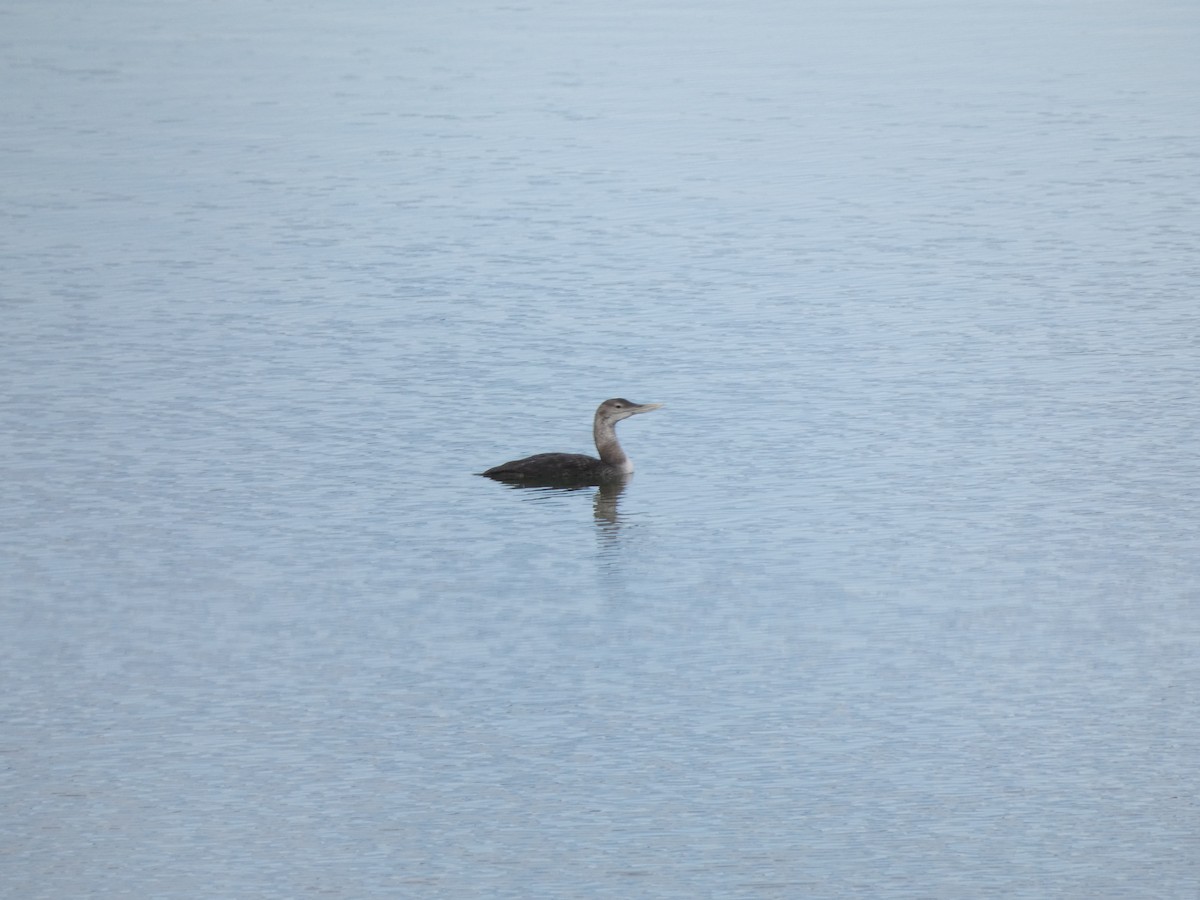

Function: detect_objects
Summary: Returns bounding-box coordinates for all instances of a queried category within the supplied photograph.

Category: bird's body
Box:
[480,398,662,485]
[484,452,623,482]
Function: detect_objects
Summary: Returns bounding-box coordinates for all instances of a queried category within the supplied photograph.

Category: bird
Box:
[480,398,663,485]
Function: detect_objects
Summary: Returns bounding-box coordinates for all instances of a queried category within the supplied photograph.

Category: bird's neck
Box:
[594,418,632,473]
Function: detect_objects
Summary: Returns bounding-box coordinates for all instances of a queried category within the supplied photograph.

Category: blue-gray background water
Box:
[2,1,1198,897]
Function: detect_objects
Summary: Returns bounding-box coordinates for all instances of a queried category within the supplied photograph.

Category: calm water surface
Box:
[2,1,1198,897]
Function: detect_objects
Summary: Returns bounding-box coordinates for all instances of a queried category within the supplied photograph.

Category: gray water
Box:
[2,1,1198,897]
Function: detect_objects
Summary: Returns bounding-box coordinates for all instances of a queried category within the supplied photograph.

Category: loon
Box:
[480,398,663,484]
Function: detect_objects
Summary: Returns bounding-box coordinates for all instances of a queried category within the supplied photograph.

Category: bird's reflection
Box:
[592,478,627,529]
[494,476,629,530]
